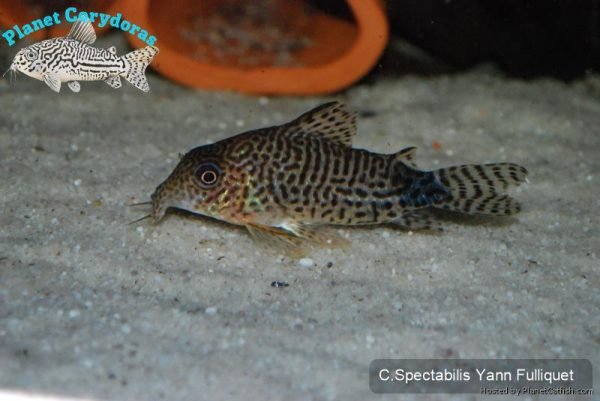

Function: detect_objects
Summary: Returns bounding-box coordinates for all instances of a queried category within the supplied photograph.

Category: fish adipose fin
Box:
[105,76,122,89]
[121,46,159,92]
[394,146,418,168]
[434,163,528,216]
[67,81,80,93]
[285,101,357,146]
[67,21,97,44]
[43,73,61,93]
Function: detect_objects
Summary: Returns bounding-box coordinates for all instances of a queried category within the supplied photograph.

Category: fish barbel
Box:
[8,20,158,93]
[149,102,527,250]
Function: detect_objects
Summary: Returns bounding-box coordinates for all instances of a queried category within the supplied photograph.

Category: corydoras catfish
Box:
[145,102,528,253]
[8,20,158,93]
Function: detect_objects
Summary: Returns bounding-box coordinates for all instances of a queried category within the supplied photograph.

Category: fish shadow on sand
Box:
[385,208,520,234]
[166,208,244,231]
[427,208,519,228]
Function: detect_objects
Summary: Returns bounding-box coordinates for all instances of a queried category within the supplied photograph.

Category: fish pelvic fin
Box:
[245,221,348,257]
[434,163,528,216]
[68,20,96,44]
[67,81,81,93]
[246,223,308,257]
[121,46,159,92]
[284,101,357,146]
[281,221,349,248]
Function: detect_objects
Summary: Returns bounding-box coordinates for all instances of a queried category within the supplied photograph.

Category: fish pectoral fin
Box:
[42,74,61,93]
[67,81,81,93]
[105,76,122,89]
[284,101,357,146]
[67,20,96,44]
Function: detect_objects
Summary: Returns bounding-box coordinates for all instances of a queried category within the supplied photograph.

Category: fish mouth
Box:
[150,181,180,223]
[3,63,13,76]
[150,180,207,223]
[150,190,167,223]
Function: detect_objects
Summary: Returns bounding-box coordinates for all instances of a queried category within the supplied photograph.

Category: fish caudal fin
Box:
[434,163,528,216]
[121,46,159,92]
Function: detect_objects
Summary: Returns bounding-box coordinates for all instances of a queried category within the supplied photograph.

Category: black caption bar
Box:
[369,359,593,394]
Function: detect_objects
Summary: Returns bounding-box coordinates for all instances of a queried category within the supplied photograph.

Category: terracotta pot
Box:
[0,0,121,42]
[0,1,43,42]
[124,0,388,95]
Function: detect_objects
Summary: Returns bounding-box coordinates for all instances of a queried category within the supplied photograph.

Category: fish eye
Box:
[194,162,221,187]
[25,49,37,61]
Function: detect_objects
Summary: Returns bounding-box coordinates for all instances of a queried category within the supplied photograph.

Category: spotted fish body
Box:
[151,102,528,250]
[9,21,158,93]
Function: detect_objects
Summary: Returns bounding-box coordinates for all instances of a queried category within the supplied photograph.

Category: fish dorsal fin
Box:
[394,146,418,168]
[285,101,357,146]
[68,21,96,44]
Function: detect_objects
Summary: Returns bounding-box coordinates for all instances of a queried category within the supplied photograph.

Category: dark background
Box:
[324,0,600,80]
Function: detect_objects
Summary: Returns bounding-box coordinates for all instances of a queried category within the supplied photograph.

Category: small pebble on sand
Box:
[298,258,314,268]
[205,306,218,315]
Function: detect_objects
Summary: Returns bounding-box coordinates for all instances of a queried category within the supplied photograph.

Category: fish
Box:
[147,101,528,252]
[7,20,158,93]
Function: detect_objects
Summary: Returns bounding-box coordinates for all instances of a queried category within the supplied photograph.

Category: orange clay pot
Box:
[0,0,120,42]
[124,0,388,95]
[0,1,44,42]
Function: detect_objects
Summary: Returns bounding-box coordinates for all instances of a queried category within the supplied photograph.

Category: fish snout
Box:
[150,183,169,223]
[151,173,205,222]
[9,57,23,73]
